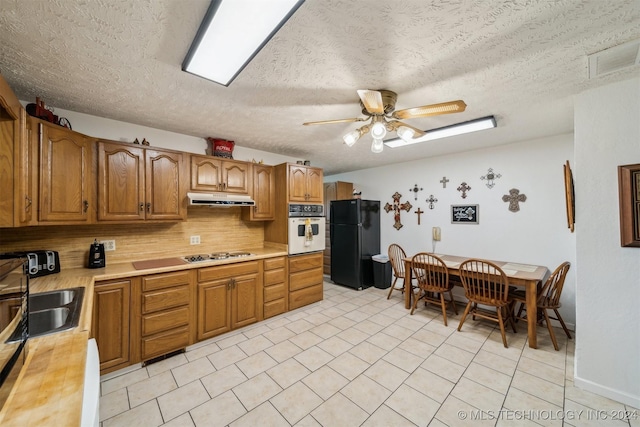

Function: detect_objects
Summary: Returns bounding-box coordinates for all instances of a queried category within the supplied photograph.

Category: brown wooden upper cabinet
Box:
[243,164,275,221]
[39,121,95,224]
[190,155,251,195]
[98,140,187,222]
[0,73,22,227]
[288,164,323,203]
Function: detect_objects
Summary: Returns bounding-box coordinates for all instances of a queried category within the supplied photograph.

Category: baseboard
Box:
[574,376,640,409]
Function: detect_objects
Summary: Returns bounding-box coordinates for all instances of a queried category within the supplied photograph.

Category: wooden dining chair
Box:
[457,259,517,348]
[513,261,571,351]
[386,243,415,300]
[410,253,458,325]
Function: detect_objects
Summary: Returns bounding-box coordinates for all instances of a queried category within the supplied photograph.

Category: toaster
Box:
[2,250,61,278]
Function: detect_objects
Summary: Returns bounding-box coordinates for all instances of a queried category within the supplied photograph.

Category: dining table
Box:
[403,254,550,349]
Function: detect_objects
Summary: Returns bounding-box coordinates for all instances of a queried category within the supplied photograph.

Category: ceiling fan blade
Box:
[303,117,367,126]
[393,100,467,119]
[357,90,385,114]
[388,120,426,137]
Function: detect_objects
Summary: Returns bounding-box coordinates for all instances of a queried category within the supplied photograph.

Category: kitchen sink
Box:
[6,287,84,342]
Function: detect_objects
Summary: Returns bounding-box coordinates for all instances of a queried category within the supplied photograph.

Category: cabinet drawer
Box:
[142,306,190,336]
[141,326,190,360]
[143,285,190,313]
[289,253,323,273]
[264,257,285,270]
[264,299,286,319]
[289,283,323,310]
[264,268,285,286]
[264,282,286,302]
[199,261,259,282]
[143,271,191,292]
[289,266,323,291]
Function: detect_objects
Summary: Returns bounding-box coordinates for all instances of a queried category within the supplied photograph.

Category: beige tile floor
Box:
[99,281,639,427]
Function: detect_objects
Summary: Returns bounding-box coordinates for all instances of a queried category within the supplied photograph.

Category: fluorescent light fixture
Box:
[182,0,305,86]
[384,116,497,148]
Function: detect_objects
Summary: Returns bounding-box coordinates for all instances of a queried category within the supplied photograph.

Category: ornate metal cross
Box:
[415,207,424,225]
[409,184,423,200]
[439,176,449,188]
[425,194,438,210]
[480,168,502,189]
[502,188,527,212]
[457,182,471,199]
[384,192,412,230]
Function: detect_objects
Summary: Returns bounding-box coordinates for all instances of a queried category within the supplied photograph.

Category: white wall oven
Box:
[0,256,29,410]
[288,204,326,255]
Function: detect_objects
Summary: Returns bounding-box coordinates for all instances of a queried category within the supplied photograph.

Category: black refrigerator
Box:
[330,199,380,290]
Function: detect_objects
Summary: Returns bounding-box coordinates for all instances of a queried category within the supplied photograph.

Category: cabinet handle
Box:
[25,196,32,210]
[139,202,144,211]
[223,182,227,190]
[83,200,89,212]
[146,202,151,212]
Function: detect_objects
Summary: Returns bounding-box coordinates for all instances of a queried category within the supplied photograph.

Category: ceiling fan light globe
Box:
[343,130,361,146]
[371,138,384,153]
[370,122,387,139]
[397,126,416,142]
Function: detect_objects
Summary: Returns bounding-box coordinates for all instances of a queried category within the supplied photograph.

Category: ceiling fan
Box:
[303,89,466,153]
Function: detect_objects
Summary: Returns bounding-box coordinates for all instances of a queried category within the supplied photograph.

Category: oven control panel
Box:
[288,204,324,217]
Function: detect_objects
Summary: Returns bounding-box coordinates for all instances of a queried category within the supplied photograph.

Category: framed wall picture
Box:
[618,163,640,247]
[451,205,479,224]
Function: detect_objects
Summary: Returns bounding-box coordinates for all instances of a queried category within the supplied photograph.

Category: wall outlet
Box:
[190,236,201,245]
[101,240,116,251]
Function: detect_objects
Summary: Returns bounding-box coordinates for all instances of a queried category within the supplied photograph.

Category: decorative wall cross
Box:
[480,168,502,189]
[457,182,471,199]
[415,207,424,225]
[502,188,527,212]
[439,176,449,188]
[384,192,412,230]
[426,194,438,209]
[409,184,423,200]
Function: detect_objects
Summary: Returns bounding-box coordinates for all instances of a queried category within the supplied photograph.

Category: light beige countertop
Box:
[0,246,287,426]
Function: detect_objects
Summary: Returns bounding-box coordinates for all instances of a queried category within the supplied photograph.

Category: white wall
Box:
[21,104,298,166]
[326,134,577,326]
[574,76,640,408]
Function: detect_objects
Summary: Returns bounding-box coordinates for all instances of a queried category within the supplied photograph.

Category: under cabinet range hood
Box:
[187,192,255,207]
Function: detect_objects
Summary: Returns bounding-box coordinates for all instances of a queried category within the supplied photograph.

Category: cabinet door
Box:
[98,141,145,221]
[288,165,308,202]
[93,279,131,374]
[248,164,274,220]
[222,160,250,194]
[0,74,21,227]
[146,149,186,220]
[191,155,222,192]
[14,111,38,226]
[231,273,260,329]
[39,122,93,223]
[197,279,231,340]
[305,167,324,202]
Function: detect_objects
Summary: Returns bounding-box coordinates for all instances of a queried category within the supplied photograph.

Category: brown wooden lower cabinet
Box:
[288,252,323,310]
[93,278,133,374]
[263,256,288,319]
[197,260,263,341]
[137,270,195,362]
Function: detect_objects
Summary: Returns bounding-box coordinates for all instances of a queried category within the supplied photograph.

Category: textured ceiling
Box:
[1,0,639,175]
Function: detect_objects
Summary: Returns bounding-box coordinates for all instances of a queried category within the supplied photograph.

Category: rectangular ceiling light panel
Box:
[183,0,305,86]
[384,116,497,148]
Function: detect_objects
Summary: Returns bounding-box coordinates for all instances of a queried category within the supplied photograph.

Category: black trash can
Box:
[372,254,392,289]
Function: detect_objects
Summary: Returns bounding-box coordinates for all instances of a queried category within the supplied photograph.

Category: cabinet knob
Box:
[146,202,151,212]
[139,202,144,211]
[83,200,89,212]
[25,196,32,210]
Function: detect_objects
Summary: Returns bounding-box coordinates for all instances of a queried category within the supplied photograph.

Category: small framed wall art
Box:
[618,163,640,247]
[451,205,479,224]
